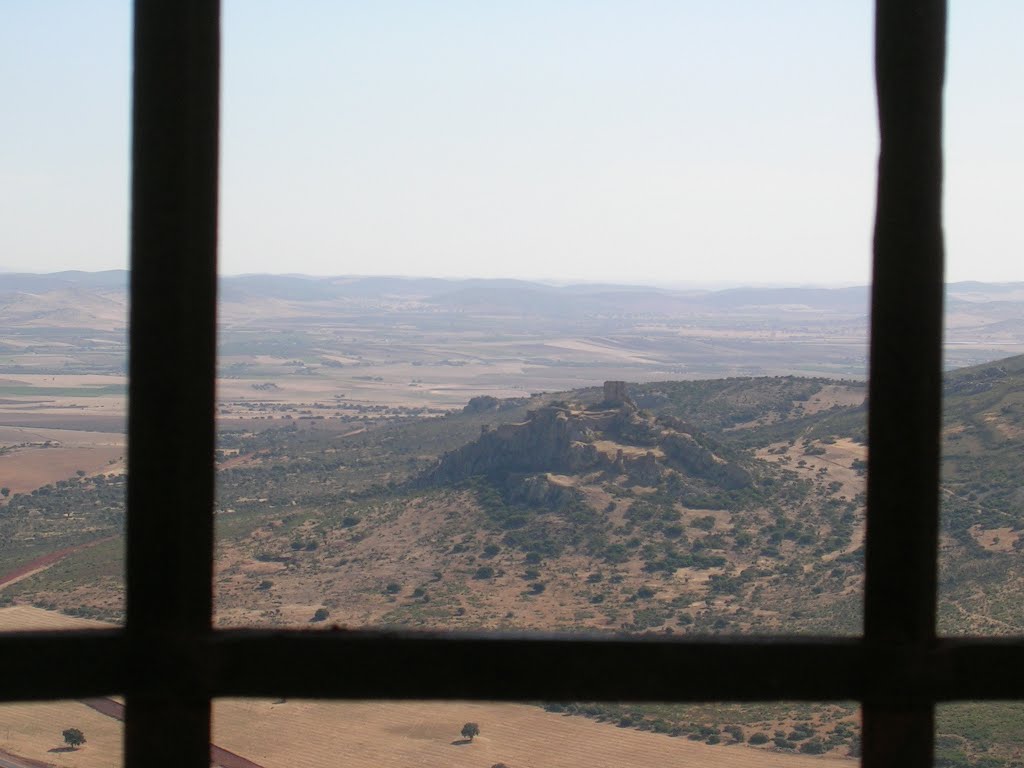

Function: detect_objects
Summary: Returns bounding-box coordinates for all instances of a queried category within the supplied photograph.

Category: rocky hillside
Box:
[421,384,752,509]
[6,360,1024,764]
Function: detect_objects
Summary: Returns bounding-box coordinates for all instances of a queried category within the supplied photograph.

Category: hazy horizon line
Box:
[4,267,1024,292]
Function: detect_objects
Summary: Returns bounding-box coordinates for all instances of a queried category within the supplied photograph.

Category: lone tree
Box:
[461,722,480,742]
[62,728,86,749]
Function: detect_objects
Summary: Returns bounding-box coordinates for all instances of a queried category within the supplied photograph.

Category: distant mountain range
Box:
[3,269,1022,313]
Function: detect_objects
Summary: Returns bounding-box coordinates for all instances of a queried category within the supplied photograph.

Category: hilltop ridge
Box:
[421,381,751,508]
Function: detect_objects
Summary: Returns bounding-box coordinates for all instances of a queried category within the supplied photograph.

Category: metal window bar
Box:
[2,2,1020,768]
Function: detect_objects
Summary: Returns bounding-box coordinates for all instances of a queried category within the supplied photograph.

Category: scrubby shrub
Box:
[799,739,826,754]
[724,724,745,742]
[788,724,816,741]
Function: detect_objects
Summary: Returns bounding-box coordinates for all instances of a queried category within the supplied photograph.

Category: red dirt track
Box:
[0,537,116,590]
[0,549,265,768]
[81,698,265,768]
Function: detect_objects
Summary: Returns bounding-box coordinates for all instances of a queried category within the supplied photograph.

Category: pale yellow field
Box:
[0,606,112,632]
[0,608,856,768]
[0,700,122,768]
[800,385,866,415]
[545,338,662,365]
[758,438,866,500]
[0,375,126,388]
[213,699,856,768]
[0,443,124,495]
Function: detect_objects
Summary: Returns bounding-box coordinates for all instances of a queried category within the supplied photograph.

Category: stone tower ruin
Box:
[603,380,629,406]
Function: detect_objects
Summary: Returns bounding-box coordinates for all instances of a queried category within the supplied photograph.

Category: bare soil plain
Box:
[0,426,124,495]
[0,700,122,768]
[212,699,856,768]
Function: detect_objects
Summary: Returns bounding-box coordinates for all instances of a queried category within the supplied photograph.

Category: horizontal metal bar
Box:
[0,630,127,701]
[209,632,865,702]
[941,639,1024,700]
[3,631,1023,703]
[198,632,1024,702]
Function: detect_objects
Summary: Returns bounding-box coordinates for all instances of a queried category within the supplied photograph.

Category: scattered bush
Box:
[482,543,501,558]
[799,739,826,754]
[724,724,745,742]
[311,608,330,622]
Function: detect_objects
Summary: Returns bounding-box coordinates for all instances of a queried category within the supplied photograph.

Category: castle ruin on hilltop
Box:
[420,382,751,498]
[603,380,631,406]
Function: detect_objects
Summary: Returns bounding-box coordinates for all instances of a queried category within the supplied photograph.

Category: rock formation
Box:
[602,380,634,407]
[420,386,752,499]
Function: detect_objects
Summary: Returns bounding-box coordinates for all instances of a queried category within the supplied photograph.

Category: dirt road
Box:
[0,537,116,592]
[81,699,265,768]
[0,749,50,768]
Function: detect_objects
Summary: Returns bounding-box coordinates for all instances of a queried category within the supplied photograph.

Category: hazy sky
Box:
[1,1,1020,285]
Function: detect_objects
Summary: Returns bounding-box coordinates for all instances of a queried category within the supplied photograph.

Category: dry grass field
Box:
[0,608,856,768]
[757,438,866,500]
[0,606,110,632]
[0,701,122,768]
[0,427,124,495]
[213,699,856,768]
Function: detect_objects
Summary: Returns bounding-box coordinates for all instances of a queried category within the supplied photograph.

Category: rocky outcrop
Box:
[424,405,597,484]
[463,395,529,414]
[504,474,578,510]
[662,433,751,490]
[626,451,662,485]
[602,380,634,407]
[420,385,753,494]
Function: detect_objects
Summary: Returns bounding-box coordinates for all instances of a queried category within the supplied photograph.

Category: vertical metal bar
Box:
[125,2,220,767]
[864,1,946,767]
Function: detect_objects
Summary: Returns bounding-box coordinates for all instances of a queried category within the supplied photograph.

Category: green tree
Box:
[62,728,86,749]
[461,722,480,742]
[0,487,9,498]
